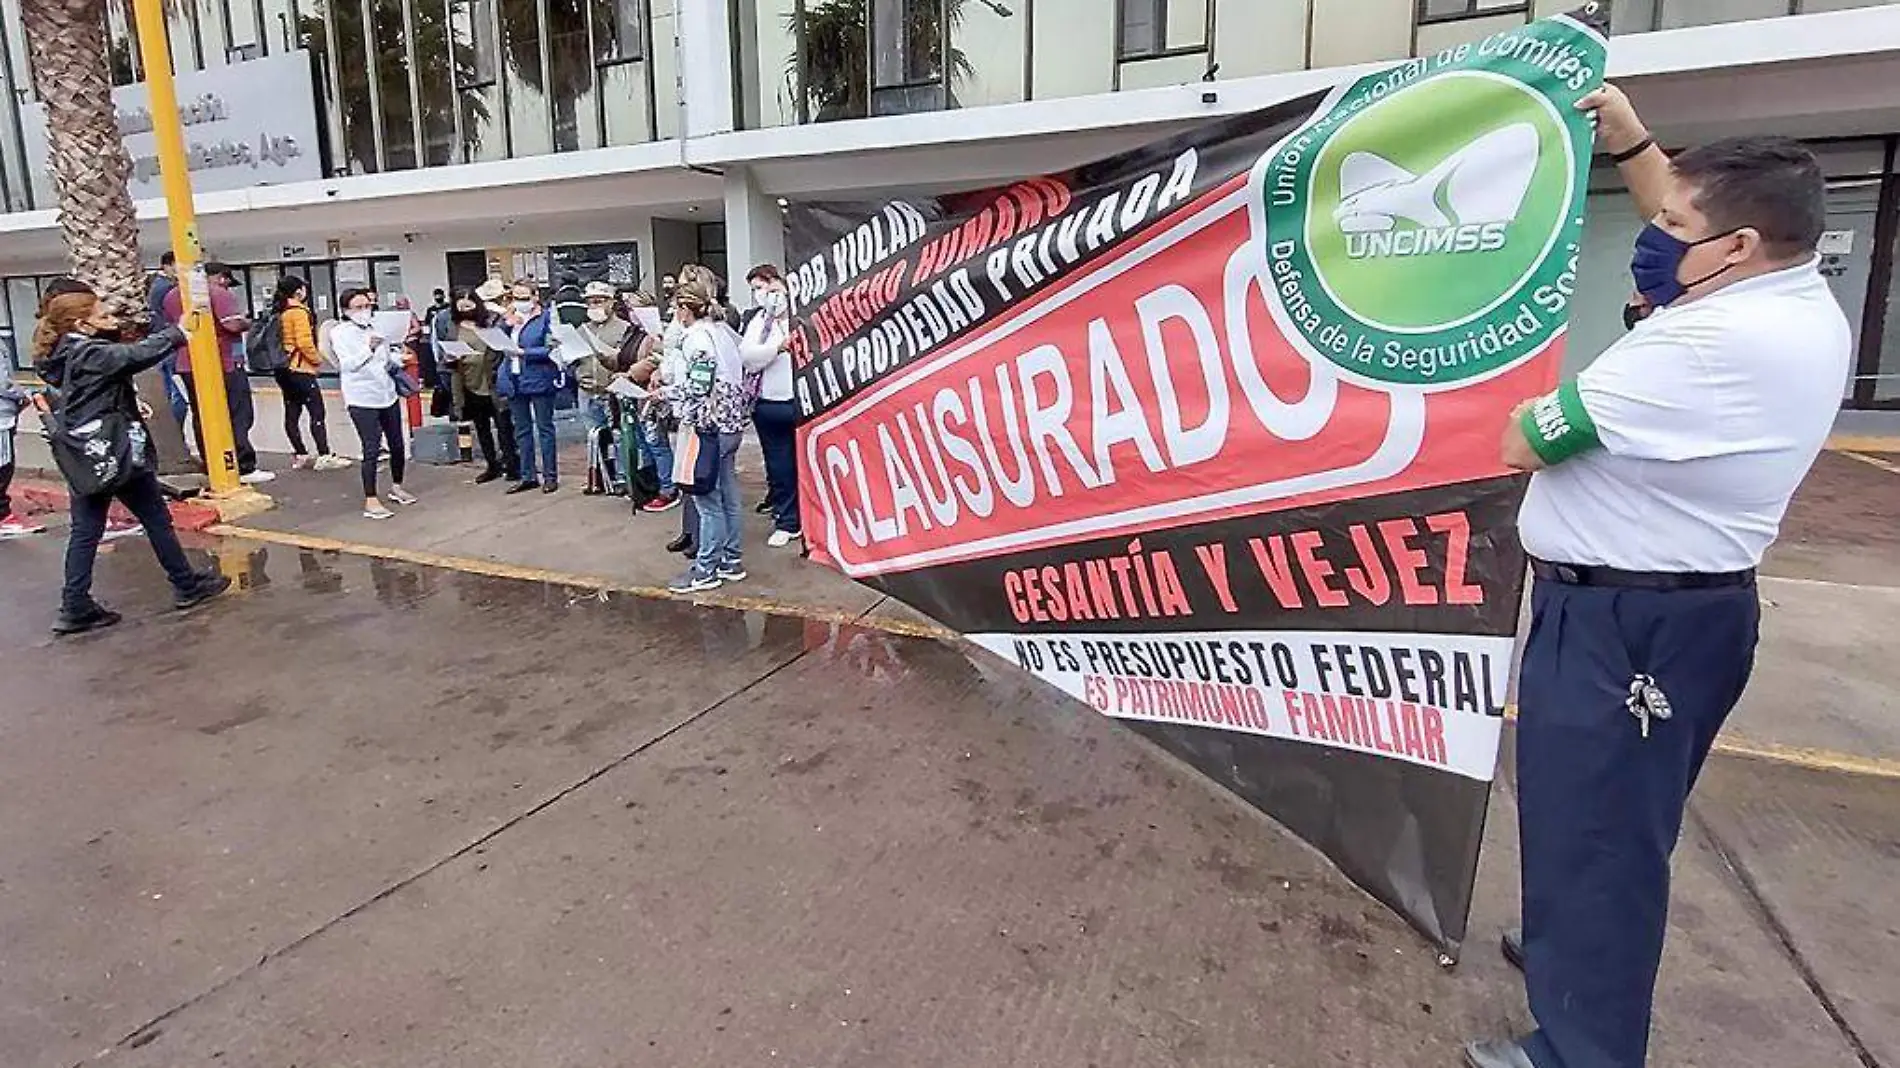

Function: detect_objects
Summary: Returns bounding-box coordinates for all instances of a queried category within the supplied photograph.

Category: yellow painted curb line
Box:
[1702,738,1900,781]
[207,523,958,642]
[1827,435,1900,455]
[1502,705,1900,782]
[1840,450,1900,475]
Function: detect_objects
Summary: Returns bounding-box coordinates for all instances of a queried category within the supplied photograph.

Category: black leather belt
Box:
[1530,558,1756,590]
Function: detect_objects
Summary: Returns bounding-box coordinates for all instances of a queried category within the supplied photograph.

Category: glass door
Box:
[1821,178,1881,402]
[249,263,282,315]
[302,263,338,321]
[371,258,406,306]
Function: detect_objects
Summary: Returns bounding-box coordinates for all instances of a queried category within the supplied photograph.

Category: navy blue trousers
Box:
[1516,577,1759,1068]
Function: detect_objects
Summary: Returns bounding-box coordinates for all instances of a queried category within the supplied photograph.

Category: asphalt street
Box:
[0,528,1892,1068]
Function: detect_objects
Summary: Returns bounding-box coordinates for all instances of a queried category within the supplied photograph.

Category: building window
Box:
[453,0,500,88]
[595,0,644,64]
[871,0,944,89]
[105,0,143,86]
[869,0,948,115]
[1417,0,1529,23]
[1117,0,1210,61]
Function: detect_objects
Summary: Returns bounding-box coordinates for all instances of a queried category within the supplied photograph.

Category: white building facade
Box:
[3,1,1900,407]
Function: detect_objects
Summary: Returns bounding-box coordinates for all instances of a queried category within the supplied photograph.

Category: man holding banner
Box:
[1474,87,1850,1068]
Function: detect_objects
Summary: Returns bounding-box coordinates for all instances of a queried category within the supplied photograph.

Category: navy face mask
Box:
[1630,222,1740,308]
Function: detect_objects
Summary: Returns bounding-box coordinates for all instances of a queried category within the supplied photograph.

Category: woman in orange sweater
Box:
[272,276,348,471]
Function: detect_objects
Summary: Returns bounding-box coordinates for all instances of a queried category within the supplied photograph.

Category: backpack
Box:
[245,312,288,373]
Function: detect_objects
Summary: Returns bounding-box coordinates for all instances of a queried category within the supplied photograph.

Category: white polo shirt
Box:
[1517,257,1850,573]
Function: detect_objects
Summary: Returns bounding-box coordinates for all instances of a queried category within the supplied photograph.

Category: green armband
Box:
[1519,380,1601,465]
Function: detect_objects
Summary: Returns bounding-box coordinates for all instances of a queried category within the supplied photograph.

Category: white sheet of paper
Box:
[477,327,521,353]
[607,377,649,400]
[631,307,662,336]
[371,311,412,342]
[437,339,476,360]
[550,323,601,366]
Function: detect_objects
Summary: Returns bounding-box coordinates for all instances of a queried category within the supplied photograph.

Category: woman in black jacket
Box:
[33,290,229,635]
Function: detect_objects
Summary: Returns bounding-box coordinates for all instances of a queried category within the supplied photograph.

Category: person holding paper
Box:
[494,280,562,494]
[574,281,636,496]
[445,289,513,484]
[740,263,802,549]
[333,287,420,521]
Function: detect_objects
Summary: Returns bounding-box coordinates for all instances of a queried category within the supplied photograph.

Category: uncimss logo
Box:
[1257,67,1576,389]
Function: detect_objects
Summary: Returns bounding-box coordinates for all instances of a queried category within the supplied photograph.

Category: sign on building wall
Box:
[21,50,322,205]
[786,7,1608,952]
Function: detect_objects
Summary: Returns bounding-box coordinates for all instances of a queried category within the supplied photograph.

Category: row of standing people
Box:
[419,264,803,593]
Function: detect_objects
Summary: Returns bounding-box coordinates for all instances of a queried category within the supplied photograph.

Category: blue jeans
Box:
[692,431,744,577]
[643,418,676,495]
[582,395,622,492]
[63,469,198,615]
[583,395,612,432]
[161,354,189,426]
[753,399,801,535]
[509,393,558,485]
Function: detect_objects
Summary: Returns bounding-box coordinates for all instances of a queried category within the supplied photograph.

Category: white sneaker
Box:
[766,529,802,549]
[101,522,145,541]
[363,505,394,521]
[291,455,315,471]
[240,470,277,485]
[388,487,419,506]
[314,454,353,472]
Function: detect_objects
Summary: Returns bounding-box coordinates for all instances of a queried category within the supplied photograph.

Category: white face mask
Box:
[347,309,373,327]
[512,300,534,316]
[755,288,787,317]
[587,307,610,324]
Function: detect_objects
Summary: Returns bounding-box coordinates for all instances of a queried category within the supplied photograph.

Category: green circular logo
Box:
[1257,68,1577,388]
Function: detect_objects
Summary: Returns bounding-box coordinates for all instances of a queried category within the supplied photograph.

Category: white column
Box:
[677,0,737,139]
[722,164,784,309]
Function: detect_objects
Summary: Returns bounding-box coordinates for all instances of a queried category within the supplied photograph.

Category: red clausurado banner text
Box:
[796,174,1567,581]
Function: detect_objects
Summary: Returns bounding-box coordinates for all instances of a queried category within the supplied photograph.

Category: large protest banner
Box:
[785,7,1608,952]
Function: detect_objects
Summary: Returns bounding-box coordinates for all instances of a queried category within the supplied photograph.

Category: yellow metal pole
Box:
[130,0,241,497]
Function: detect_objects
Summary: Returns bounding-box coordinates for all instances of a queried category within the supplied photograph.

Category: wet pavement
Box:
[0,531,1894,1068]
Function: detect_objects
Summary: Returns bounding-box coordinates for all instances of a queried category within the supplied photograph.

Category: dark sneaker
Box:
[52,604,123,636]
[666,533,695,555]
[754,499,772,515]
[506,481,538,495]
[473,468,502,485]
[668,571,722,595]
[716,563,747,583]
[174,572,232,611]
[542,480,560,494]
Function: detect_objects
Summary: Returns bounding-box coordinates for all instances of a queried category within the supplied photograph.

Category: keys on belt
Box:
[1627,674,1672,739]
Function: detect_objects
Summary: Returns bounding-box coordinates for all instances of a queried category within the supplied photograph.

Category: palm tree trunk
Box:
[21,0,198,477]
[23,0,141,311]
